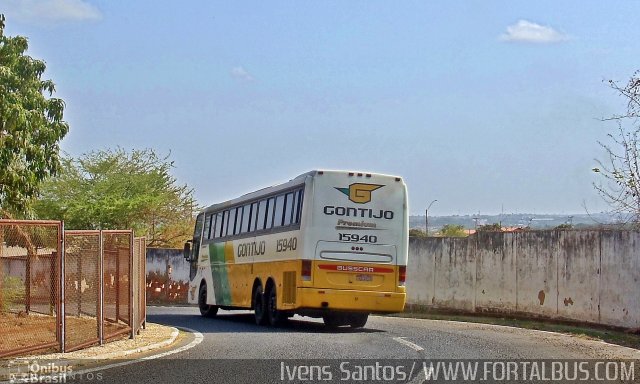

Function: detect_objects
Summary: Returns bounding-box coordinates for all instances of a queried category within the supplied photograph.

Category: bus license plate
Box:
[356,274,372,282]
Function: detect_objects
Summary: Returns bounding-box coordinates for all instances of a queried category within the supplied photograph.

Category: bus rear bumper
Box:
[297,287,405,313]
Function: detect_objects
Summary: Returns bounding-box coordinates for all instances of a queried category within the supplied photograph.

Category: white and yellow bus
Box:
[184,170,408,328]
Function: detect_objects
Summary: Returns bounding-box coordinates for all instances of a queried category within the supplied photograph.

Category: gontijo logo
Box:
[335,183,384,204]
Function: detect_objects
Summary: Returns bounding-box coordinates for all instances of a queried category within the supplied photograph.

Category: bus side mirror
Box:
[183,241,192,261]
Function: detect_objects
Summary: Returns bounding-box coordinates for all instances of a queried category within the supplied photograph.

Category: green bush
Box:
[409,228,428,238]
[440,224,467,237]
[476,223,503,232]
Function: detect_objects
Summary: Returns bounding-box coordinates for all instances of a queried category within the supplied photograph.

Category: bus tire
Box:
[266,286,284,326]
[347,313,368,328]
[322,313,345,328]
[198,284,218,318]
[253,286,268,325]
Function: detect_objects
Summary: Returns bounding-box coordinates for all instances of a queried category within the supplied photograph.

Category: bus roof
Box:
[200,169,403,214]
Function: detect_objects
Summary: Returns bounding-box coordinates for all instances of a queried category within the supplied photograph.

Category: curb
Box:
[0,327,203,384]
[89,327,180,360]
[58,327,203,379]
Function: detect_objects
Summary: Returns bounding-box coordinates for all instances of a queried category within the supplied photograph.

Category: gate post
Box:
[59,221,65,353]
[98,230,104,345]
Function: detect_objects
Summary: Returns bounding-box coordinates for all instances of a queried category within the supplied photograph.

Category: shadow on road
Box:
[148,310,386,335]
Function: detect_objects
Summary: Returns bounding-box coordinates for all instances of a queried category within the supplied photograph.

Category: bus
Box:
[184,170,408,328]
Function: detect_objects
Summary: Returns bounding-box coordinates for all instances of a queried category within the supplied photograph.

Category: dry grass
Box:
[0,312,57,352]
[0,312,129,356]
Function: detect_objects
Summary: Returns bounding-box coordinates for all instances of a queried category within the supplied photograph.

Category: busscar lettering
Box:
[324,206,393,220]
[337,265,374,273]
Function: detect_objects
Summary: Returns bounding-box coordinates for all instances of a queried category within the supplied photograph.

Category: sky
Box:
[1,0,639,216]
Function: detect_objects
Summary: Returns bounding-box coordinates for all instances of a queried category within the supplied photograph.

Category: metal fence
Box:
[133,237,147,336]
[0,220,146,358]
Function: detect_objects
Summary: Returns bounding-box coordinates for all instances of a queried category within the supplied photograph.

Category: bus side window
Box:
[221,210,230,237]
[295,189,304,223]
[257,200,268,231]
[264,197,275,230]
[232,206,239,235]
[215,212,223,238]
[229,207,239,236]
[250,202,259,232]
[203,213,212,239]
[273,195,285,228]
[211,213,218,239]
[283,192,294,226]
[241,204,252,234]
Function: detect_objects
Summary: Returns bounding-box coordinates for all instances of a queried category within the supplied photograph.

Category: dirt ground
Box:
[0,312,129,356]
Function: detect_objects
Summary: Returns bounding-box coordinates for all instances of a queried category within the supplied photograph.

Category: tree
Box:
[34,148,199,248]
[439,224,467,237]
[0,14,69,215]
[409,228,427,238]
[592,71,640,225]
[476,223,503,232]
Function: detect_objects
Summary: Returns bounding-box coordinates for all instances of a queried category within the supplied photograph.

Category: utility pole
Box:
[425,199,438,236]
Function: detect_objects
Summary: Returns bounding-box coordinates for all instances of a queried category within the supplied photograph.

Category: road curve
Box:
[73,306,638,383]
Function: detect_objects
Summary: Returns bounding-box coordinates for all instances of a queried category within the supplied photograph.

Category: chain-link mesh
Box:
[64,231,101,351]
[102,231,132,340]
[1,223,145,357]
[0,221,62,358]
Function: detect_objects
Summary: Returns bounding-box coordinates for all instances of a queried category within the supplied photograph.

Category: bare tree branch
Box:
[593,72,640,226]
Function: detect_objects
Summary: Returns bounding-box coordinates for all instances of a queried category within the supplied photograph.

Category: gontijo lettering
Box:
[323,206,394,219]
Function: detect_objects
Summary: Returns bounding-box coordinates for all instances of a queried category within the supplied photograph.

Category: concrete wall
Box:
[145,230,639,328]
[407,230,640,329]
[146,248,190,304]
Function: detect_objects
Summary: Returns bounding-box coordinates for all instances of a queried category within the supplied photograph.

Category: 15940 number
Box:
[276,237,297,252]
[338,233,378,243]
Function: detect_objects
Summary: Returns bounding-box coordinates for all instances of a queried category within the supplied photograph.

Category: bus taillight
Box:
[398,265,406,286]
[302,259,312,281]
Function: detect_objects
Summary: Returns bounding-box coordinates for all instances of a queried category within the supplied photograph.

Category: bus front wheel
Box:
[198,284,218,318]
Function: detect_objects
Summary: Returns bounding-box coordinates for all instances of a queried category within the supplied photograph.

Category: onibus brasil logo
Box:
[335,183,383,204]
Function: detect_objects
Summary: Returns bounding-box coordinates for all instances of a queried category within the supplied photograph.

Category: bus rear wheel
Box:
[347,313,368,328]
[254,286,267,325]
[323,313,369,328]
[266,287,284,326]
[198,284,218,318]
[322,313,346,328]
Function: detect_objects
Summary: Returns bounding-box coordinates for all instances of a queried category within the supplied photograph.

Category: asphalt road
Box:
[69,306,640,383]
